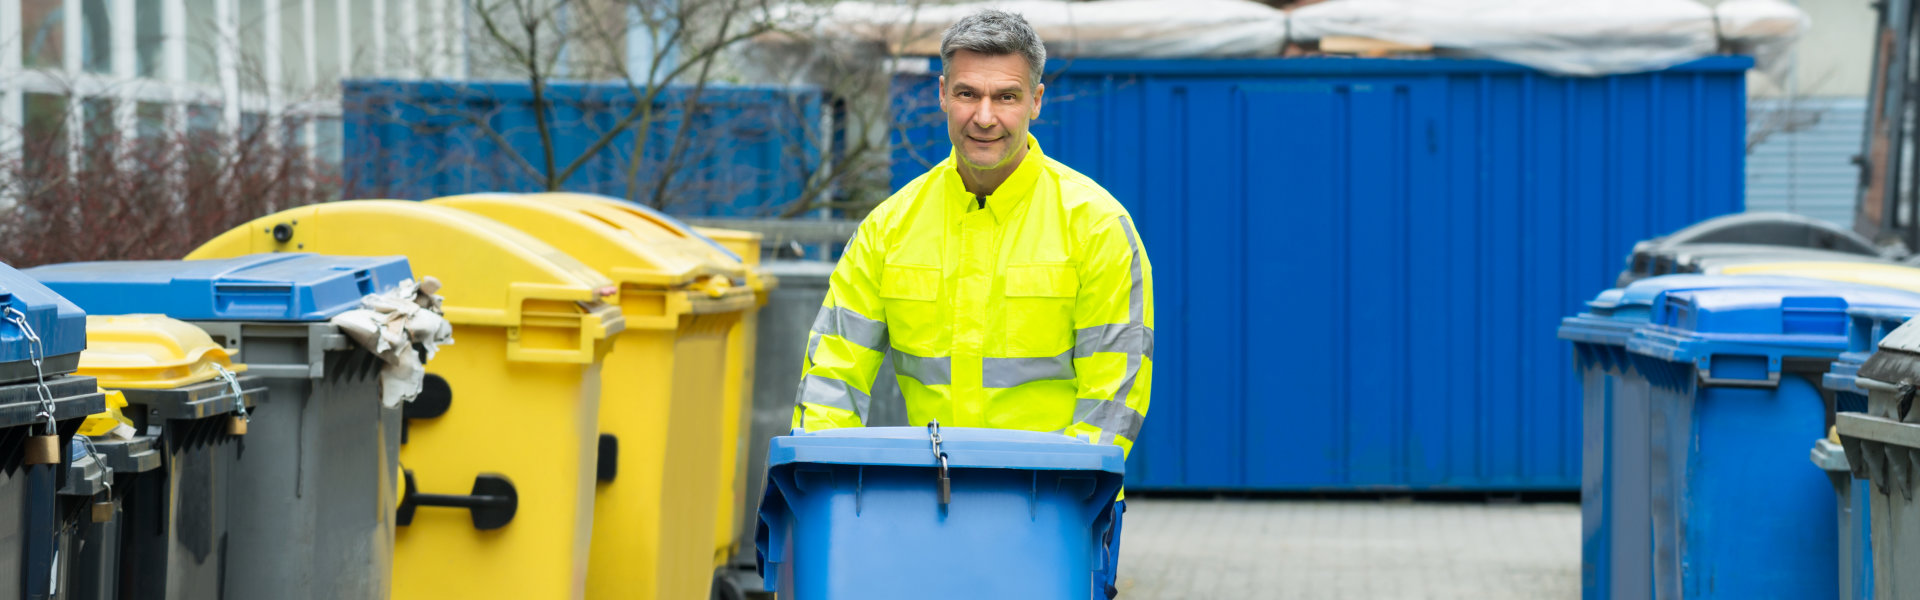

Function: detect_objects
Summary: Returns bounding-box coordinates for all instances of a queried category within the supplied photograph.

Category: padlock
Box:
[90,501,113,523]
[226,416,248,436]
[24,435,59,465]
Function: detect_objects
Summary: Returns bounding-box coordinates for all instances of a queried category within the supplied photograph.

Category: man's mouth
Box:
[968,135,1002,144]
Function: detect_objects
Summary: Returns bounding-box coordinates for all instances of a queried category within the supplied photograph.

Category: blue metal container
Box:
[26,254,413,321]
[755,427,1124,599]
[1626,284,1920,599]
[1560,274,1856,600]
[0,261,89,385]
[893,56,1753,491]
[341,80,824,217]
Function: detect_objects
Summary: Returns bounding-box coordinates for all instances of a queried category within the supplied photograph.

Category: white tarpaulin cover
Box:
[773,0,1289,58]
[1289,0,1723,76]
[1715,0,1812,78]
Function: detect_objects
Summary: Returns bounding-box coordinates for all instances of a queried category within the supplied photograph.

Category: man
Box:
[793,9,1153,598]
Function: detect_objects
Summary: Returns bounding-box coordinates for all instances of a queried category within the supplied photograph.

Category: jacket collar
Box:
[943,135,1044,221]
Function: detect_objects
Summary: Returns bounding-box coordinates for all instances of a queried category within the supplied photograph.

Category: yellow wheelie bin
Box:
[1716,261,1920,293]
[187,200,625,599]
[431,193,757,600]
[514,192,774,577]
[691,226,775,572]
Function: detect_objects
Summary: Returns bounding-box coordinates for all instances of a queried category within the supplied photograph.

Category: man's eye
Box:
[1000,94,1017,101]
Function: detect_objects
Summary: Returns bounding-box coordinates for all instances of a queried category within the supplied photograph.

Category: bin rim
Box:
[768,426,1126,474]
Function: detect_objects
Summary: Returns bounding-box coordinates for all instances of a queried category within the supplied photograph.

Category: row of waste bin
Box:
[1564,212,1920,599]
[0,192,783,599]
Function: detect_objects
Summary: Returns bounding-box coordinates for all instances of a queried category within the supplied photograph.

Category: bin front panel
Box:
[894,57,1751,491]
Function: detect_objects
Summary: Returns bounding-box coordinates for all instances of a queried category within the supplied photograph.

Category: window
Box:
[314,115,342,167]
[82,98,115,168]
[23,0,65,69]
[280,0,309,92]
[350,0,373,76]
[186,0,219,84]
[241,0,266,92]
[314,0,340,83]
[138,102,170,140]
[137,0,165,78]
[24,94,70,173]
[83,0,112,73]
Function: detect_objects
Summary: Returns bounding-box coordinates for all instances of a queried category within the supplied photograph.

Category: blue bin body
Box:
[24,253,413,321]
[1560,274,1858,600]
[0,261,89,383]
[756,427,1124,600]
[1626,285,1920,599]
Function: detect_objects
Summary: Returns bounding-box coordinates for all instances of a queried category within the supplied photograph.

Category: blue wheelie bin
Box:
[756,426,1124,599]
[1559,274,1875,600]
[1623,283,1920,599]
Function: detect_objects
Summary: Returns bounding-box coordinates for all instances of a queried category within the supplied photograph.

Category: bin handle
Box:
[398,470,518,530]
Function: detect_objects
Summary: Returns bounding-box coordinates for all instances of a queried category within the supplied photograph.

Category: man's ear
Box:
[1032,82,1045,119]
[938,76,949,112]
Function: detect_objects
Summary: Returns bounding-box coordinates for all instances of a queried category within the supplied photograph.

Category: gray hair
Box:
[940,9,1046,88]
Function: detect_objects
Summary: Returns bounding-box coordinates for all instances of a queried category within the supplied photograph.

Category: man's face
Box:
[940,49,1044,173]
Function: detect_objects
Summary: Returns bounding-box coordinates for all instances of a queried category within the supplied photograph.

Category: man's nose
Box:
[972,107,997,129]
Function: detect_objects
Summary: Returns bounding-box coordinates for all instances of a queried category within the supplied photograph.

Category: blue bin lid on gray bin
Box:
[0,261,88,370]
[1627,285,1920,385]
[27,253,412,321]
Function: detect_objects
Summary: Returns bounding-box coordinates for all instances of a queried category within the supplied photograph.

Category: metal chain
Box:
[927,420,950,505]
[210,363,249,423]
[4,307,56,435]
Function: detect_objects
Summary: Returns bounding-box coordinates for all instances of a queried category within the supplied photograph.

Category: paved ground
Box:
[1115,497,1580,600]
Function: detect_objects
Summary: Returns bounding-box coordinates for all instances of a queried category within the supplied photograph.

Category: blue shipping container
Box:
[892,56,1752,491]
[342,80,823,217]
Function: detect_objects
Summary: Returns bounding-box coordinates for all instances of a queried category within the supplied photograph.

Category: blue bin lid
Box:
[0,262,88,364]
[768,427,1126,474]
[1626,284,1920,384]
[26,254,413,322]
[1557,274,1849,347]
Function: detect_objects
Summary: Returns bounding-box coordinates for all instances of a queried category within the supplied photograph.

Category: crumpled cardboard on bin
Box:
[329,277,455,408]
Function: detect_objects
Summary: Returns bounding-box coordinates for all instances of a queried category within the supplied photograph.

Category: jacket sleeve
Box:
[1065,215,1154,457]
[791,217,890,431]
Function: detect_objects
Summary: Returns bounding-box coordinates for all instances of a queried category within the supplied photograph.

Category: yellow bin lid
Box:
[429,194,745,286]
[428,194,759,328]
[186,200,626,364]
[77,314,246,389]
[521,192,747,269]
[1718,261,1920,294]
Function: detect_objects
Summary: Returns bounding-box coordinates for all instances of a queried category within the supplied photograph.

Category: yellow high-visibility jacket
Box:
[795,137,1155,459]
